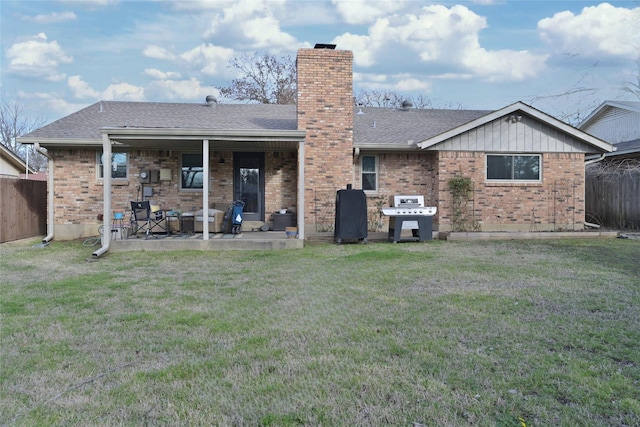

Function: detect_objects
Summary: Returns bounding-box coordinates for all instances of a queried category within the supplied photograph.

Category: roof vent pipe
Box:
[401,100,413,110]
[205,95,217,107]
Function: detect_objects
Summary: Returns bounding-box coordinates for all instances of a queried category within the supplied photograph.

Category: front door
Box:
[233,152,265,221]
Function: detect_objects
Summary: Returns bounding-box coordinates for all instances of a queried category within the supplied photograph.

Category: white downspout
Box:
[93,133,112,257]
[35,143,54,243]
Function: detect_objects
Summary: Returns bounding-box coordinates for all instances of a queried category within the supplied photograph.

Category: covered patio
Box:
[95,126,307,257]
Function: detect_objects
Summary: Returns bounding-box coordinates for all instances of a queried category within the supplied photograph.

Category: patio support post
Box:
[202,139,210,239]
[297,141,305,240]
[93,132,112,257]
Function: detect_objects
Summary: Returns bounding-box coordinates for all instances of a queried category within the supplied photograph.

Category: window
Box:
[361,155,378,191]
[98,152,128,179]
[486,154,541,181]
[181,153,203,190]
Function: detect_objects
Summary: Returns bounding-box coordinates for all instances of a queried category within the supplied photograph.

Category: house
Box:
[19,46,615,253]
[0,144,37,178]
[579,101,640,229]
[579,100,640,161]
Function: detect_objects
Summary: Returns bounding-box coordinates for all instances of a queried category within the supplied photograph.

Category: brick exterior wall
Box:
[353,152,438,230]
[296,48,353,230]
[436,151,586,231]
[48,148,297,238]
[352,151,586,232]
[264,151,298,221]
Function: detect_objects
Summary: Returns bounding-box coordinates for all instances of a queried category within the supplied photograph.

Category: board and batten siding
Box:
[430,115,596,153]
[580,106,640,144]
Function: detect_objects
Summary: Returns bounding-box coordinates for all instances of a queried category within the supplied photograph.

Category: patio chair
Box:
[130,201,167,239]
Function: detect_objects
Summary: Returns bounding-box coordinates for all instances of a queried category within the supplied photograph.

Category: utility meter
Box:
[139,170,150,183]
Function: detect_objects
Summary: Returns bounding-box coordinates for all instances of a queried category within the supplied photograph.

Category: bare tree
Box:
[354,90,463,109]
[0,98,48,171]
[621,53,640,100]
[355,90,405,108]
[217,53,297,104]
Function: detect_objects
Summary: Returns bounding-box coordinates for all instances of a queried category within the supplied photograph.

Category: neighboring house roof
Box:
[606,138,640,158]
[418,102,614,154]
[578,101,640,156]
[579,100,640,130]
[0,144,36,176]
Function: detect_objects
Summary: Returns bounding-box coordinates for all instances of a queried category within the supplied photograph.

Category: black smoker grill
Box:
[334,186,368,244]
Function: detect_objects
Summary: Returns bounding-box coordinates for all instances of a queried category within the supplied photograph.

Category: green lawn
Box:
[1,238,638,426]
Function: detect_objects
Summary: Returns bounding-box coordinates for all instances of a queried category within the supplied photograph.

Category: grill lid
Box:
[391,195,425,207]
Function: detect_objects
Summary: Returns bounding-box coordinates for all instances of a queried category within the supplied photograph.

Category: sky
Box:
[2,0,639,126]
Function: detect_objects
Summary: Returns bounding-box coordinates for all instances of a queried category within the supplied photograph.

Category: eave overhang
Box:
[353,143,422,152]
[19,127,308,151]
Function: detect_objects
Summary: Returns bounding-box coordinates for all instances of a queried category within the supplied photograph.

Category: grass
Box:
[0,237,638,426]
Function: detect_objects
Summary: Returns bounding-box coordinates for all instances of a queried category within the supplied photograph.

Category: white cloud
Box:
[370,6,489,64]
[333,33,374,67]
[22,11,77,23]
[102,83,145,101]
[68,75,100,99]
[462,48,548,82]
[170,0,236,11]
[180,44,235,76]
[332,0,405,25]
[392,76,432,92]
[202,0,299,54]
[146,78,214,101]
[20,90,89,121]
[239,15,298,51]
[143,45,177,60]
[471,0,501,5]
[353,72,388,84]
[337,5,547,81]
[538,3,640,60]
[6,33,73,81]
[57,0,117,7]
[144,68,182,79]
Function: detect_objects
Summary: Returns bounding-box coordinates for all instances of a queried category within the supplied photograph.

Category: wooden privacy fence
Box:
[586,170,640,230]
[0,176,47,243]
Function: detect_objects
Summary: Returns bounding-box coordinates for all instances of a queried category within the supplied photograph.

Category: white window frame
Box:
[180,153,204,191]
[486,154,542,182]
[98,152,128,180]
[361,155,378,192]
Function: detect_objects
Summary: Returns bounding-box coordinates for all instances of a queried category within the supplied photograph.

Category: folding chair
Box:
[130,201,167,239]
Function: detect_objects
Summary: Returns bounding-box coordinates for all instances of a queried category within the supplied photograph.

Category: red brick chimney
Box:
[296,46,354,230]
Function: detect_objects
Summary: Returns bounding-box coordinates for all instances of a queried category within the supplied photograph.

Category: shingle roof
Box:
[24,100,493,148]
[353,106,491,147]
[26,101,298,140]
